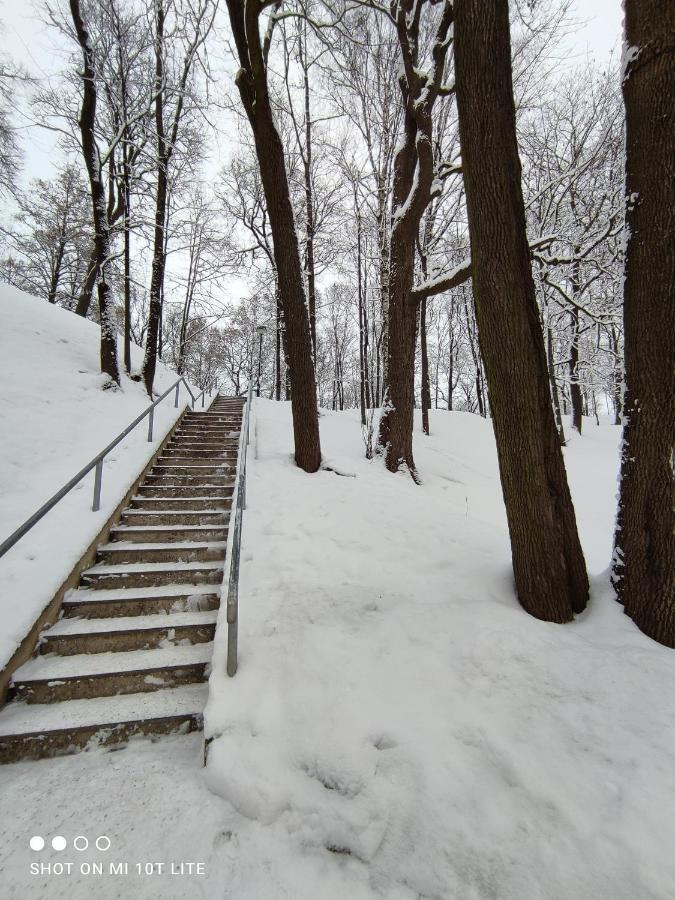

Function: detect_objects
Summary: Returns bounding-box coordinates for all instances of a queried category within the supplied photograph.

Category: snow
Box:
[0,383,673,897]
[202,401,674,899]
[0,284,201,672]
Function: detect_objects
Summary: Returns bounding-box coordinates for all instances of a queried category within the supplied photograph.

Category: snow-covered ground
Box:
[201,402,674,899]
[1,343,673,898]
[0,286,199,671]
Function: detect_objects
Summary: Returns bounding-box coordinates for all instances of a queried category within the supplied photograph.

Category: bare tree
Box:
[141,0,217,396]
[69,0,120,383]
[223,0,321,472]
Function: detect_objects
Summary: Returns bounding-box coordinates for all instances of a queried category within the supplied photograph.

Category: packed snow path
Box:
[0,396,245,763]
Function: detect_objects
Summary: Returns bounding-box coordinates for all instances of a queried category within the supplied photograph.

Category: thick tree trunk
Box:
[70,0,119,384]
[612,0,675,648]
[454,0,588,622]
[228,23,320,470]
[379,223,418,471]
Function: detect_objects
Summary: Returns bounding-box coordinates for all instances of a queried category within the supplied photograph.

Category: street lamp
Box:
[255,325,266,397]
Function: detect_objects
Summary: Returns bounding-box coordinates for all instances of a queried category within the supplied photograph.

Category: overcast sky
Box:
[1,0,624,189]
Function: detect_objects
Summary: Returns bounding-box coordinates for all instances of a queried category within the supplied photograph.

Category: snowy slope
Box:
[0,285,199,671]
[201,400,675,900]
[0,389,673,899]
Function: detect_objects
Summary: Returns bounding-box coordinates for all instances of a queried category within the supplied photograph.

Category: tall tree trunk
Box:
[569,299,583,434]
[420,297,430,434]
[275,282,282,401]
[301,26,317,362]
[612,0,674,648]
[226,0,320,471]
[142,0,168,397]
[357,210,367,427]
[122,148,132,373]
[454,0,588,622]
[547,325,566,444]
[70,0,119,384]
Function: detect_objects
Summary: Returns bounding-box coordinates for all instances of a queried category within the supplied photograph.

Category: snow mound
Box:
[0,285,197,671]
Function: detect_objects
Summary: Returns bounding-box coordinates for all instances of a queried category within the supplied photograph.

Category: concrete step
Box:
[62,584,220,618]
[80,560,223,589]
[151,463,234,475]
[168,437,240,448]
[154,461,236,473]
[0,685,208,763]
[110,524,227,543]
[182,418,242,426]
[97,540,226,565]
[120,509,229,526]
[137,484,234,498]
[161,448,238,459]
[11,643,213,703]
[39,610,217,655]
[144,473,235,487]
[130,495,233,511]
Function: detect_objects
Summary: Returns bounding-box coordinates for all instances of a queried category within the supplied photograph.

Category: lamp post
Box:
[255,325,266,397]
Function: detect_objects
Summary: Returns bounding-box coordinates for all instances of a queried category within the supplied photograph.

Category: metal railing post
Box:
[92,459,103,512]
[147,408,154,442]
[201,392,205,408]
[174,383,180,407]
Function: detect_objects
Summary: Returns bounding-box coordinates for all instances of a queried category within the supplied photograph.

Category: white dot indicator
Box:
[29,836,44,851]
[74,836,89,851]
[52,836,67,852]
[96,835,111,852]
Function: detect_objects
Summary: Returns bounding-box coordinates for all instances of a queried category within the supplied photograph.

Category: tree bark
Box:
[70,0,119,384]
[612,0,675,647]
[454,0,588,622]
[568,293,583,434]
[377,1,454,475]
[420,298,430,434]
[142,0,169,397]
[226,0,320,471]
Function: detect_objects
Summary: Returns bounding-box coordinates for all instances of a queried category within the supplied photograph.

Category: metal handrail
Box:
[0,376,212,561]
[226,380,253,677]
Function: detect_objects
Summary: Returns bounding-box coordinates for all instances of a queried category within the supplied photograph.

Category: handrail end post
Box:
[174,383,180,408]
[226,621,238,677]
[92,459,103,512]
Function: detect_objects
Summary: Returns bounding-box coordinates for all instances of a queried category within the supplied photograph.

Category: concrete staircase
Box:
[0,395,245,763]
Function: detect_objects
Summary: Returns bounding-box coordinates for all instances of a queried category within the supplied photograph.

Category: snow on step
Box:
[99,540,227,551]
[113,524,226,532]
[0,685,208,736]
[64,583,219,603]
[83,560,223,576]
[45,610,218,636]
[14,642,213,680]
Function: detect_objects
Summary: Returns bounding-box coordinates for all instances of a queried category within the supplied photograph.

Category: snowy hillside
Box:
[202,401,675,899]
[0,286,197,671]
